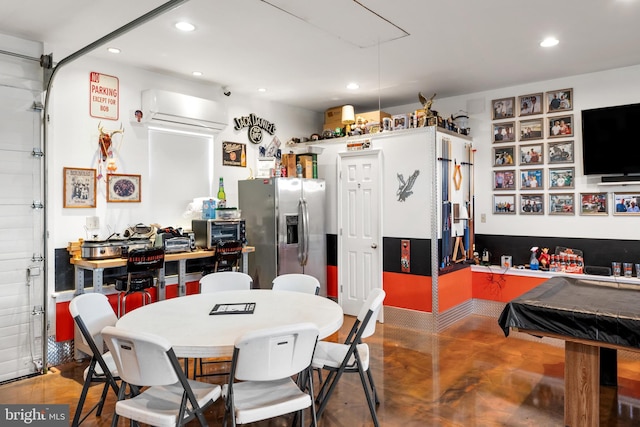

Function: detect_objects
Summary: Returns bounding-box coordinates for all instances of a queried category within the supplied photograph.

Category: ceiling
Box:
[2,0,640,113]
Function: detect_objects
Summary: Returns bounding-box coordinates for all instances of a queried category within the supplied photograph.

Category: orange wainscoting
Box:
[472,271,546,302]
[382,271,432,312]
[438,267,473,312]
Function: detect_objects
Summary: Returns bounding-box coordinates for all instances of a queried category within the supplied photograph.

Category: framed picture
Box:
[549,193,575,215]
[493,194,516,214]
[491,97,515,120]
[546,88,573,113]
[519,119,543,141]
[222,141,247,167]
[392,114,409,130]
[518,93,543,116]
[493,170,516,190]
[63,167,96,208]
[492,121,516,143]
[549,167,575,189]
[519,143,544,165]
[520,168,544,190]
[580,192,608,216]
[548,140,574,164]
[493,145,515,167]
[548,114,574,138]
[107,173,141,203]
[613,193,640,215]
[520,193,544,214]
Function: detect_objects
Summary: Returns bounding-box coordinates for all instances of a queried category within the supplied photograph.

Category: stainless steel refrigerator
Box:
[238,178,327,295]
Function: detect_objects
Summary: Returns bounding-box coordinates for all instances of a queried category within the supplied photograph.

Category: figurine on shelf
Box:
[538,247,551,270]
[418,92,437,119]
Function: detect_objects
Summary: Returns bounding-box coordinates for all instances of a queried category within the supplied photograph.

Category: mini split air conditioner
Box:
[141,89,228,131]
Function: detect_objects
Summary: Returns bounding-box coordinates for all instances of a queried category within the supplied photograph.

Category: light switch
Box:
[481,213,486,223]
[86,216,100,229]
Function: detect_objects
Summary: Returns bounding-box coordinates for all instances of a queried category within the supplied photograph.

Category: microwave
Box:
[192,219,246,249]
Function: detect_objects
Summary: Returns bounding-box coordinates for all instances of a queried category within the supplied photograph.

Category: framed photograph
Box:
[580,192,608,216]
[520,193,544,214]
[548,140,574,164]
[548,114,574,138]
[493,170,516,190]
[546,88,573,113]
[493,146,515,167]
[519,143,544,165]
[491,97,515,120]
[520,168,544,190]
[493,194,516,214]
[518,93,543,116]
[549,167,575,189]
[613,193,640,215]
[63,167,96,208]
[519,119,543,141]
[107,173,141,203]
[392,114,409,130]
[492,121,516,143]
[549,193,575,215]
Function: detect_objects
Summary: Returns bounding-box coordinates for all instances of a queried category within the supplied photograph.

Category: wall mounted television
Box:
[582,102,640,182]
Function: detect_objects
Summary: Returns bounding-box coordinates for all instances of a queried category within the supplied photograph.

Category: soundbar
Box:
[584,265,612,276]
[601,175,640,183]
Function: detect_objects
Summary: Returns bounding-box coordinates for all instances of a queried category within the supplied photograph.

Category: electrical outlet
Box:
[481,213,486,223]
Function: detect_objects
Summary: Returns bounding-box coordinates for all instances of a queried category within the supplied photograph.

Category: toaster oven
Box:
[191,219,246,249]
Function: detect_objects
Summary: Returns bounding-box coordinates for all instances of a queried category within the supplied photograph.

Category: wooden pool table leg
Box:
[565,341,599,427]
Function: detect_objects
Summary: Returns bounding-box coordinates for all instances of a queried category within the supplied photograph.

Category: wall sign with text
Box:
[234,113,276,144]
[89,72,119,120]
[222,141,247,167]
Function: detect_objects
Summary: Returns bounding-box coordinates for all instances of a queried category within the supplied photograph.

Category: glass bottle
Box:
[217,177,226,208]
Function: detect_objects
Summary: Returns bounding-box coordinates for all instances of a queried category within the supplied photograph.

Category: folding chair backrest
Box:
[272,273,321,295]
[233,323,319,382]
[214,240,243,271]
[126,248,165,274]
[102,325,179,387]
[200,271,252,293]
[69,293,118,354]
[356,288,386,340]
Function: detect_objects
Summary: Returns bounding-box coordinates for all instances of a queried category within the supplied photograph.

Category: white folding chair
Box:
[272,273,320,295]
[194,271,253,380]
[312,288,386,427]
[222,323,319,427]
[102,325,221,427]
[68,293,121,427]
[199,271,253,293]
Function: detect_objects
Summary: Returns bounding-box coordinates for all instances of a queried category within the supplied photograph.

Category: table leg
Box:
[157,265,166,301]
[564,341,599,427]
[74,266,85,295]
[178,259,187,297]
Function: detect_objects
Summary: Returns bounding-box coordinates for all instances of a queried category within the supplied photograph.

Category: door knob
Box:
[371,243,377,249]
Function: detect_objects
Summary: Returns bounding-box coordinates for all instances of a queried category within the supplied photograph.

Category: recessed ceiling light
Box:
[347,82,360,90]
[107,47,121,54]
[175,21,195,32]
[192,71,203,76]
[540,37,559,47]
[257,88,267,92]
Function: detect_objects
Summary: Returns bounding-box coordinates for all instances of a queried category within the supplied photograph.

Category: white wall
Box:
[387,64,640,241]
[47,55,321,248]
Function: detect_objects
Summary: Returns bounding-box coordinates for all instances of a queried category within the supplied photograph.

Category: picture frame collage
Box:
[491,88,577,215]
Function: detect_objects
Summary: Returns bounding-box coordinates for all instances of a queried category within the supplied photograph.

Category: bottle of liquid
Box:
[296,162,303,178]
[217,177,226,208]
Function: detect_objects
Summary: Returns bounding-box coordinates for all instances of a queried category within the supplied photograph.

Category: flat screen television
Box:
[581,103,640,180]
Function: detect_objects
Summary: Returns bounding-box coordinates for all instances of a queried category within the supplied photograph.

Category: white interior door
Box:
[338,150,382,316]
